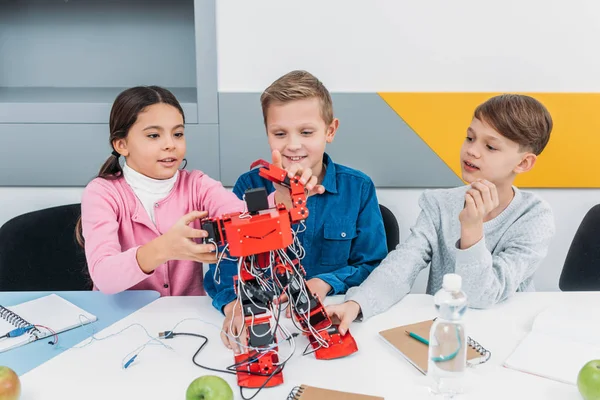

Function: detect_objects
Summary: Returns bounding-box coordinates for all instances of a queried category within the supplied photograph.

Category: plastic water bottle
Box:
[427,273,468,398]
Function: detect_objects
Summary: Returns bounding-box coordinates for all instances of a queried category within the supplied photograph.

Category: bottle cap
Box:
[443,273,462,291]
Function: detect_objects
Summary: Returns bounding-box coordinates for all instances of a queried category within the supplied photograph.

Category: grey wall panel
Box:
[0,123,219,186]
[194,0,219,124]
[0,124,115,186]
[218,93,269,185]
[0,87,198,124]
[0,0,196,88]
[218,93,463,188]
[184,124,220,180]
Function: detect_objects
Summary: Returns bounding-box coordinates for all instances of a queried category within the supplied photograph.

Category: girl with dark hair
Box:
[77,86,323,296]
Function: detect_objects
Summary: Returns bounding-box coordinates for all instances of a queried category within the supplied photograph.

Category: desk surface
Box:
[19,292,597,399]
[0,290,160,375]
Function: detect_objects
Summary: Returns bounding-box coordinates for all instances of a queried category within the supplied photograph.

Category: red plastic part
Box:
[206,160,358,389]
[234,350,284,388]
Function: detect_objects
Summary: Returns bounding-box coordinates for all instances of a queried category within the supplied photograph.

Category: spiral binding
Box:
[287,385,305,400]
[467,336,492,363]
[0,305,33,329]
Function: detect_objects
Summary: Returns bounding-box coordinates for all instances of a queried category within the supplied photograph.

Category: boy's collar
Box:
[321,153,337,194]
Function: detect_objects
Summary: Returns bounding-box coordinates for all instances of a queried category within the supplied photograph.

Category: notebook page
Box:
[10,294,97,334]
[504,331,600,385]
[0,318,16,337]
[531,304,600,346]
[0,332,34,353]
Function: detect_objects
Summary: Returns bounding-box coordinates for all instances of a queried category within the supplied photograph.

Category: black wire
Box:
[170,331,289,400]
[239,363,286,400]
[173,332,236,375]
[179,331,294,368]
[171,332,276,377]
[302,341,320,356]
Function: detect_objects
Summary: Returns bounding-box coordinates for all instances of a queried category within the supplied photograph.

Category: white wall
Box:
[217,0,600,92]
[2,187,599,293]
[0,188,84,226]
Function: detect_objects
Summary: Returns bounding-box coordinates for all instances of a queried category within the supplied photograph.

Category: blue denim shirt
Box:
[204,153,387,312]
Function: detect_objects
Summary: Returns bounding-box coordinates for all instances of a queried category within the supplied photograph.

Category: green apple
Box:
[0,366,20,400]
[185,375,233,400]
[578,360,600,400]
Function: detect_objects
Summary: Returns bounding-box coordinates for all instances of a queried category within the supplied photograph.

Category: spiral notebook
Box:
[0,294,97,353]
[287,384,384,400]
[379,319,491,374]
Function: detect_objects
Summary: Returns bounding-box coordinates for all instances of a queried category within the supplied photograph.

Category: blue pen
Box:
[406,330,461,362]
[405,330,429,345]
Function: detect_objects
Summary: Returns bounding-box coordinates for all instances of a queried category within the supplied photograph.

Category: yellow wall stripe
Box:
[378,92,600,188]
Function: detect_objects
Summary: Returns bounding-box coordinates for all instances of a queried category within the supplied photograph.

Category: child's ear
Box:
[113,138,129,157]
[326,118,339,143]
[514,152,537,174]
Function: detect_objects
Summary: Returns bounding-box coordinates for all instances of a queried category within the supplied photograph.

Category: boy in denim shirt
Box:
[205,70,387,351]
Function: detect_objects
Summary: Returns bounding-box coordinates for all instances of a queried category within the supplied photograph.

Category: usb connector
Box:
[1,325,35,339]
[158,331,174,339]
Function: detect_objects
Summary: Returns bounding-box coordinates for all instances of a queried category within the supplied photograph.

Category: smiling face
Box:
[265,97,338,182]
[113,103,186,180]
[460,117,534,186]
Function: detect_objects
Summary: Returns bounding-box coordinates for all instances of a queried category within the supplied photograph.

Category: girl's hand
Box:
[137,211,217,273]
[161,211,218,263]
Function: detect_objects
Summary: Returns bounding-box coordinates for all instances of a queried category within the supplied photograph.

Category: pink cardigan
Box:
[80,170,246,296]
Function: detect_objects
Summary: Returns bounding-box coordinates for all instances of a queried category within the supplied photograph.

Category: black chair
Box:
[0,204,92,291]
[379,204,400,253]
[559,204,600,291]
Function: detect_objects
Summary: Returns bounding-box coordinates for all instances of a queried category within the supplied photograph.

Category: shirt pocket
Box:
[321,219,357,266]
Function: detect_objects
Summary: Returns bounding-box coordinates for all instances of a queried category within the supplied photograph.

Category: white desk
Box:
[19,292,596,399]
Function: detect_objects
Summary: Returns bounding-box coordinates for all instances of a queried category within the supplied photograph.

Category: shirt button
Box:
[341,232,346,238]
[163,284,169,288]
[155,203,159,208]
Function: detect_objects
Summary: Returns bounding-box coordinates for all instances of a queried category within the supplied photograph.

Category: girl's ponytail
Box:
[98,150,123,179]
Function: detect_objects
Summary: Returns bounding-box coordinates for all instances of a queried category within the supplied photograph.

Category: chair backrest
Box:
[379,204,400,253]
[0,204,92,291]
[559,204,600,291]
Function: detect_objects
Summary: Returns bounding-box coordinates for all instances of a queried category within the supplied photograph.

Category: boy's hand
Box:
[271,150,325,209]
[282,278,332,318]
[325,301,361,336]
[221,300,245,354]
[306,278,331,305]
[459,179,499,249]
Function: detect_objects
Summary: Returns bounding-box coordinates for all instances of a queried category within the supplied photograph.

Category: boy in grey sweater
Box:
[327,94,555,334]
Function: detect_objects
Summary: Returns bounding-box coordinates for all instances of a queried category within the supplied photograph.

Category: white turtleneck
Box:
[122,162,178,224]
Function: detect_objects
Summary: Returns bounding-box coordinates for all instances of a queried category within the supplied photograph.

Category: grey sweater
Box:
[346,186,555,320]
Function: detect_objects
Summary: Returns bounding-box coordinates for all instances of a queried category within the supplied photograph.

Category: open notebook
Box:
[379,319,491,374]
[503,304,600,385]
[0,294,97,353]
[287,384,384,400]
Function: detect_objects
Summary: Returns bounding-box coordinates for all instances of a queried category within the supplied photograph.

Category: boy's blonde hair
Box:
[474,94,553,155]
[260,70,333,125]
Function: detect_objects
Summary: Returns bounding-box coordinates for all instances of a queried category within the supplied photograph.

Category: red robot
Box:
[201,160,358,389]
